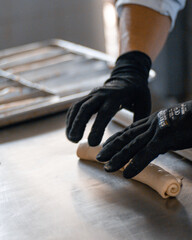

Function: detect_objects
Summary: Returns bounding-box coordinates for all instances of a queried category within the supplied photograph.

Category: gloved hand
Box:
[96,101,192,178]
[66,51,152,146]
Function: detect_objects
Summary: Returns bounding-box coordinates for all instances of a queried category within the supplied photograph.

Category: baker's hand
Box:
[66,51,152,146]
[96,101,192,178]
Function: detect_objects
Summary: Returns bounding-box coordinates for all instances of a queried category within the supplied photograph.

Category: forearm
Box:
[120,5,171,61]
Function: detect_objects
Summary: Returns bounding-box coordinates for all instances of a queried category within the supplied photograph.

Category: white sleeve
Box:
[116,0,186,30]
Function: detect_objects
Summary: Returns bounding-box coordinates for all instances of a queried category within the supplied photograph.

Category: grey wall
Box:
[151,2,192,102]
[0,0,105,51]
[185,1,192,99]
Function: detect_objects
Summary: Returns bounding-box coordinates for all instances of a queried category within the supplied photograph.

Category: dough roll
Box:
[112,109,133,127]
[77,141,182,199]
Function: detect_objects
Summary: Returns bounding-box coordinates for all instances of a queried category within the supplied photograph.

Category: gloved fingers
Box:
[133,87,151,122]
[103,124,155,172]
[131,115,150,127]
[90,87,100,94]
[102,116,149,148]
[68,96,103,143]
[97,120,151,162]
[123,139,164,178]
[102,131,125,148]
[66,95,91,137]
[88,101,120,146]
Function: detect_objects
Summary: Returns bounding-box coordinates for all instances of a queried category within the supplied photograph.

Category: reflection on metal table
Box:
[0,112,192,240]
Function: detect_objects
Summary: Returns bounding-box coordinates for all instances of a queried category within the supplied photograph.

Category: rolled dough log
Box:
[112,109,133,127]
[77,141,182,199]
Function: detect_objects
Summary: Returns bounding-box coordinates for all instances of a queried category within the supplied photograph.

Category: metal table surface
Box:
[0,113,192,240]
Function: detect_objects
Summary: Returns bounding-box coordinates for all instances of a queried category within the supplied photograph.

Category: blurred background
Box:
[0,0,192,107]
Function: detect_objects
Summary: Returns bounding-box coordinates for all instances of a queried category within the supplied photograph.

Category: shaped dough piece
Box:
[77,141,182,199]
[112,108,133,127]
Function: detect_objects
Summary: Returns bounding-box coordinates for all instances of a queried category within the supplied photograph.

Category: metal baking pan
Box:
[0,39,156,128]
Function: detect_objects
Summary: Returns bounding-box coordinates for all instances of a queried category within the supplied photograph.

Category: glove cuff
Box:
[106,51,152,86]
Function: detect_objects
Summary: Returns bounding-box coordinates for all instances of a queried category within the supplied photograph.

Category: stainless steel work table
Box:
[0,112,192,240]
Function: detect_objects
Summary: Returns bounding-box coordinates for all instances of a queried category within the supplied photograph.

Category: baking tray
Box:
[0,39,156,128]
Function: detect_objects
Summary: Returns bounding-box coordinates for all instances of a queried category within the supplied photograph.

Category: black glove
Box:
[96,101,192,178]
[66,51,152,146]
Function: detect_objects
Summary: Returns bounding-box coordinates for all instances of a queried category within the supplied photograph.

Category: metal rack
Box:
[0,39,155,128]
